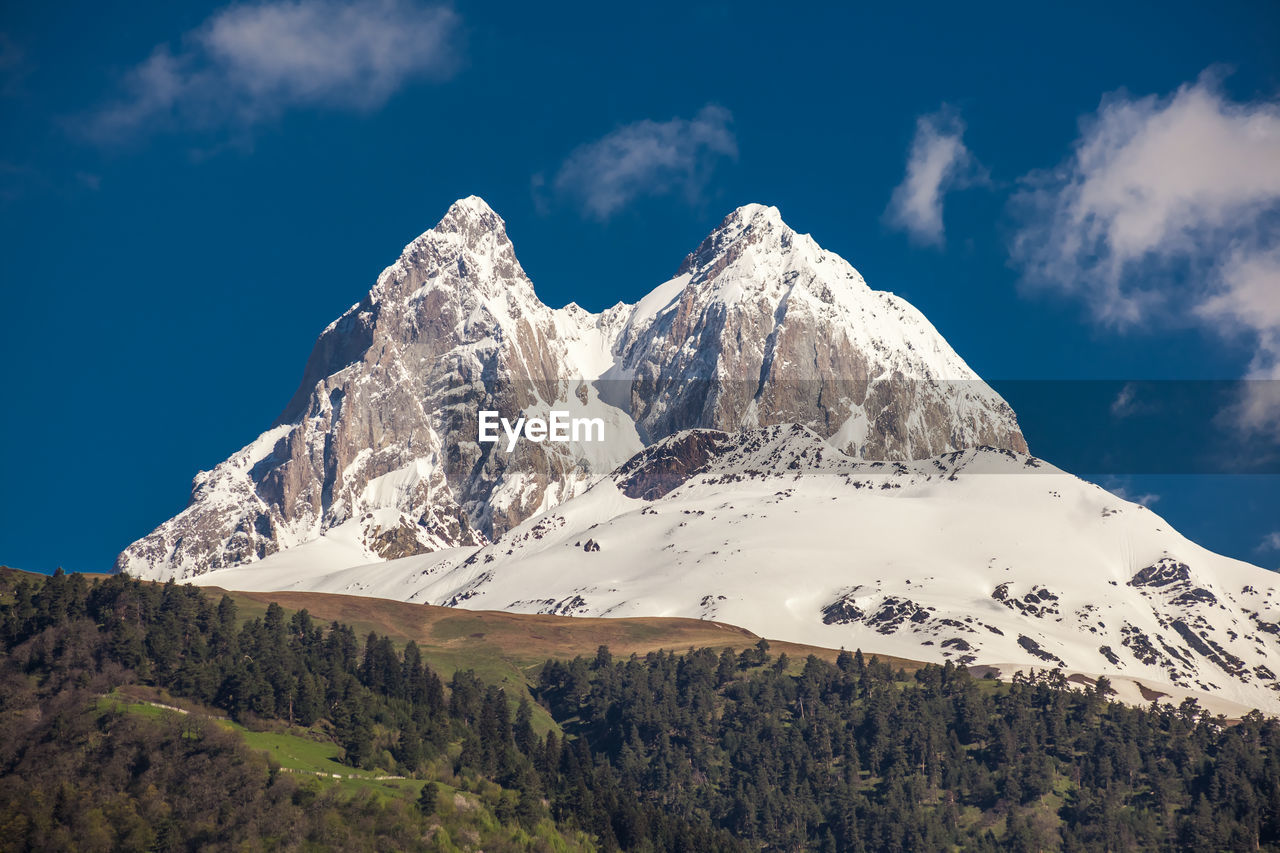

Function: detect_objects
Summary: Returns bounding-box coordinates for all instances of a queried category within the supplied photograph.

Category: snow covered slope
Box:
[196,425,1280,714]
[119,198,1023,579]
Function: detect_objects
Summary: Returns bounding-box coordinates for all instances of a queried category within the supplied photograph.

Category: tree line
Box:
[3,569,1280,851]
[1,571,736,851]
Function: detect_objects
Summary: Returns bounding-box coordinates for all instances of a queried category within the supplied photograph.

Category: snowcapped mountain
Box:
[118,197,1022,579]
[193,425,1280,715]
[116,195,1280,713]
[610,204,1025,457]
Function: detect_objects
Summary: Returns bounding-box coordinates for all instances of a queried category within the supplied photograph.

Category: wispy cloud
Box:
[1258,532,1280,553]
[548,105,737,220]
[1010,72,1280,433]
[885,108,984,246]
[1196,247,1280,434]
[0,32,29,97]
[1110,382,1140,418]
[83,0,460,143]
[1101,476,1161,507]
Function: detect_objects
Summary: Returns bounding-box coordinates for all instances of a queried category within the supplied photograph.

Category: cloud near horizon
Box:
[885,108,984,246]
[549,105,738,220]
[84,0,460,143]
[1010,73,1280,434]
[1100,477,1162,508]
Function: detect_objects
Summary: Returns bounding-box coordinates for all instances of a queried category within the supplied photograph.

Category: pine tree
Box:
[514,697,537,756]
[417,781,439,815]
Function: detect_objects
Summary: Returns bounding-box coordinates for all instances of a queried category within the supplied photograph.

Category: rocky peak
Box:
[374,195,533,308]
[678,203,794,278]
[616,203,1024,456]
[662,203,878,335]
[421,195,509,255]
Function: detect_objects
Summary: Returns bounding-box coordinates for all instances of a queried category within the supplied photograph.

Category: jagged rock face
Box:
[259,198,598,546]
[616,205,1027,457]
[615,430,734,500]
[118,198,632,579]
[119,197,1026,580]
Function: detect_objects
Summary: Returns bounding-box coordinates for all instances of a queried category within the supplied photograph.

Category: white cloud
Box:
[1259,531,1280,552]
[1196,247,1280,433]
[885,108,984,246]
[550,105,737,220]
[1010,72,1280,432]
[1101,477,1161,507]
[1111,382,1139,418]
[85,0,459,142]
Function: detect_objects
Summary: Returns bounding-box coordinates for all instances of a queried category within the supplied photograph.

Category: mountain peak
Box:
[428,195,507,242]
[394,196,509,260]
[709,202,792,245]
[679,202,800,276]
[726,202,785,227]
[444,194,500,221]
[124,197,1026,588]
[374,195,528,306]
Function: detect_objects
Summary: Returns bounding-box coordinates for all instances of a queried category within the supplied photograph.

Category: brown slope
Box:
[211,586,926,673]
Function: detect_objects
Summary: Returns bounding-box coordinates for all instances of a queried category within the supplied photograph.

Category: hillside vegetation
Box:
[2,570,1279,851]
[215,585,923,730]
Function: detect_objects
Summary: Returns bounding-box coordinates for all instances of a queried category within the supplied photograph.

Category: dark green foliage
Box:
[537,647,1280,851]
[0,572,739,851]
[3,570,1280,851]
[417,780,439,815]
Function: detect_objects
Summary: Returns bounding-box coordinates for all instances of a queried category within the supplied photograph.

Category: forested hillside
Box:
[2,570,1279,851]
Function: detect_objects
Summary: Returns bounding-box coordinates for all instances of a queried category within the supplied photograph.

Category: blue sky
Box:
[1,0,1277,573]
